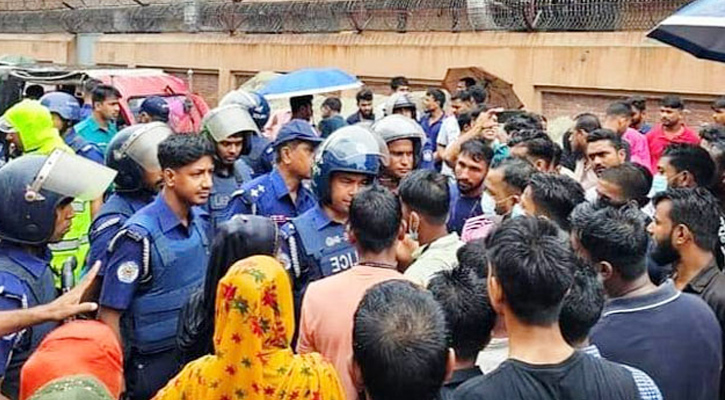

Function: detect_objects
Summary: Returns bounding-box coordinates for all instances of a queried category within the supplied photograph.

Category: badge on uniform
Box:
[117,261,140,284]
[325,235,342,247]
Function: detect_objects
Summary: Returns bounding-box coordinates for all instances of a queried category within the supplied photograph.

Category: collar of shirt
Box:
[151,195,199,234]
[602,279,680,318]
[447,367,483,386]
[412,232,461,259]
[309,204,337,230]
[683,259,720,294]
[0,242,51,278]
[270,168,292,201]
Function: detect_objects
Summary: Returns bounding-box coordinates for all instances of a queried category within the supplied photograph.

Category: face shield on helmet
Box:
[219,90,271,130]
[385,93,417,117]
[118,122,172,172]
[26,149,117,202]
[372,114,426,169]
[202,105,259,155]
[311,125,389,201]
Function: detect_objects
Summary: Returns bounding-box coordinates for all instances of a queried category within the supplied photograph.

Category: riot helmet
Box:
[219,90,271,130]
[385,92,417,117]
[106,122,172,193]
[372,114,426,168]
[201,104,259,156]
[0,151,116,244]
[39,92,81,123]
[311,125,389,202]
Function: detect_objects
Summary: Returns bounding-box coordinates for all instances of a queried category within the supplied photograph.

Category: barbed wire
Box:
[0,0,694,34]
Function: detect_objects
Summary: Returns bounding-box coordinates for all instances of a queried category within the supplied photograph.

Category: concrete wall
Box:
[0,30,723,126]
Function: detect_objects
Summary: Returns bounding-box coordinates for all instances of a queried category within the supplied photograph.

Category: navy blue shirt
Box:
[448,191,483,235]
[345,111,375,125]
[591,280,722,400]
[100,195,209,311]
[223,168,317,225]
[420,114,443,171]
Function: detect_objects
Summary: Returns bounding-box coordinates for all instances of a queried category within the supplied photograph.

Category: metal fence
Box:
[0,0,693,34]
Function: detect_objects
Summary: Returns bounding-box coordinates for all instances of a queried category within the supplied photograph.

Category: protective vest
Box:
[0,254,57,399]
[49,200,91,287]
[208,161,252,229]
[288,210,357,280]
[123,212,209,354]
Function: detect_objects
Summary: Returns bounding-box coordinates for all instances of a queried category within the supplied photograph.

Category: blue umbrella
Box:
[648,0,725,63]
[258,67,363,100]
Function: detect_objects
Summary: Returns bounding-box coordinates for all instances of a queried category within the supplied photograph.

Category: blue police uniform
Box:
[204,160,253,230]
[241,134,273,178]
[100,195,210,400]
[0,242,57,399]
[280,204,358,311]
[64,128,104,164]
[224,168,317,225]
[88,193,152,271]
[420,114,442,171]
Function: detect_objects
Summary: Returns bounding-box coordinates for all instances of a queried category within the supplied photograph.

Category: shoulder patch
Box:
[92,216,122,235]
[116,261,140,284]
[125,228,145,242]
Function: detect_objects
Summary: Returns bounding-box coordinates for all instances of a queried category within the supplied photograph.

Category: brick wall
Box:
[167,69,220,107]
[542,91,718,130]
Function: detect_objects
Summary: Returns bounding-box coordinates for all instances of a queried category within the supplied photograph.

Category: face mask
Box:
[650,174,668,197]
[481,192,497,216]
[511,204,526,218]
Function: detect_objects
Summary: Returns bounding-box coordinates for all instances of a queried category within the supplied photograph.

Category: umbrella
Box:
[647,0,725,63]
[258,67,363,100]
[442,67,524,109]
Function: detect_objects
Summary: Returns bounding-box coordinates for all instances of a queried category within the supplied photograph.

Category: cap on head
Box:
[273,120,323,149]
[140,96,170,123]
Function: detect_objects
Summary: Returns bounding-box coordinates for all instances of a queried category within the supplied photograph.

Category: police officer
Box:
[40,92,104,164]
[88,122,172,268]
[200,104,256,230]
[219,89,273,177]
[0,151,115,399]
[281,125,388,311]
[98,134,214,400]
[137,96,170,124]
[384,92,418,120]
[372,114,426,192]
[224,120,321,226]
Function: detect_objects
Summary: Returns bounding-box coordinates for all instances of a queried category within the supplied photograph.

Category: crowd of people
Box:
[0,73,725,400]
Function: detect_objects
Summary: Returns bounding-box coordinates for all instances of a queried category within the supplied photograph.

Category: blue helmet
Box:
[219,90,271,130]
[39,92,81,122]
[311,125,389,202]
[106,122,172,193]
[0,152,115,244]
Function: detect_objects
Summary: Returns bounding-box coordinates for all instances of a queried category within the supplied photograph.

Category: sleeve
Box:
[99,230,145,311]
[623,366,663,400]
[630,135,652,173]
[79,144,105,165]
[88,216,124,275]
[223,191,252,220]
[438,117,460,147]
[0,274,25,377]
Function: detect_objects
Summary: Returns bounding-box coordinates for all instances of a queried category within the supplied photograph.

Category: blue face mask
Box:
[650,174,668,197]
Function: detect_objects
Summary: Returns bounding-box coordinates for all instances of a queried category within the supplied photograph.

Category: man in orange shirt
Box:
[297,184,407,400]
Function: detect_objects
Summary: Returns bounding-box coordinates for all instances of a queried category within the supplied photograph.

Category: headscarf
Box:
[28,376,113,400]
[20,321,123,400]
[4,99,72,155]
[155,255,345,400]
[177,215,279,363]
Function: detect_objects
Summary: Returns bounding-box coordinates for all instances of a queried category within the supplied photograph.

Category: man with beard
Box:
[568,113,601,190]
[88,123,172,268]
[649,187,725,397]
[371,114,426,192]
[347,89,375,125]
[647,96,700,172]
[626,96,652,135]
[585,129,627,201]
[99,134,215,400]
[448,138,493,234]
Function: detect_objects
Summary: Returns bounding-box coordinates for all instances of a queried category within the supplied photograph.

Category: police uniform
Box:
[74,116,118,154]
[64,128,104,164]
[224,168,317,225]
[204,159,253,231]
[100,195,210,400]
[240,133,273,178]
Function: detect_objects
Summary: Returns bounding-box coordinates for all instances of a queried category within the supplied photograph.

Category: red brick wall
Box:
[542,91,718,130]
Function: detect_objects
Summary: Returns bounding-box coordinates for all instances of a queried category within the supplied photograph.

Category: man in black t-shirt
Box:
[454,217,639,400]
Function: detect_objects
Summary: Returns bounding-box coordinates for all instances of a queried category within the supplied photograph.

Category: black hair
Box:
[322,97,342,113]
[390,76,409,91]
[83,78,102,94]
[356,89,374,103]
[457,108,482,131]
[661,95,685,110]
[586,128,625,151]
[452,90,472,103]
[349,185,402,254]
[653,187,721,252]
[508,128,549,146]
[600,163,653,208]
[399,169,450,225]
[626,96,648,112]
[290,95,313,114]
[510,132,558,167]
[527,173,585,232]
[459,138,494,167]
[559,266,605,346]
[574,113,602,133]
[485,216,575,325]
[456,238,488,279]
[503,113,544,135]
[24,84,44,100]
[701,125,725,143]
[157,133,215,170]
[354,280,448,400]
[428,267,496,361]
[469,85,487,105]
[426,88,446,108]
[713,97,725,111]
[490,157,536,193]
[570,202,649,281]
[662,143,715,188]
[459,77,477,88]
[92,84,121,105]
[606,101,634,118]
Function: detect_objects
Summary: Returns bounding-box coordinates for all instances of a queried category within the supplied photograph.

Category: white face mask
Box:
[480,191,497,216]
[511,203,526,218]
[649,174,668,197]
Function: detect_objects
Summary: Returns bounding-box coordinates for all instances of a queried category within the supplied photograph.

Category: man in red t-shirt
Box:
[647,95,700,172]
